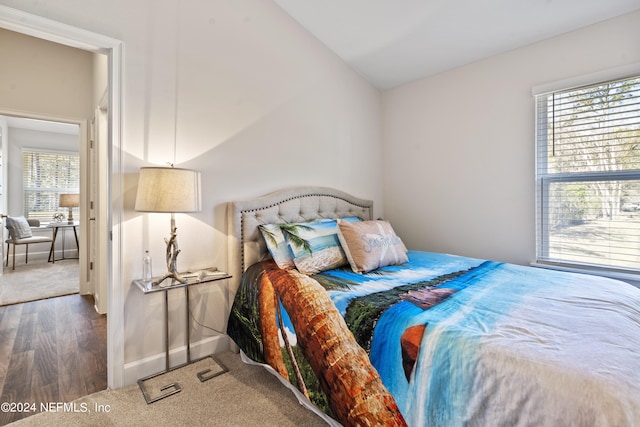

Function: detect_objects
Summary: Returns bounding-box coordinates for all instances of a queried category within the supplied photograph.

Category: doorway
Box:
[0,115,82,305]
[0,5,125,389]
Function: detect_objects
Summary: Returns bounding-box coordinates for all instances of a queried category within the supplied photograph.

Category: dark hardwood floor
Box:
[0,294,107,425]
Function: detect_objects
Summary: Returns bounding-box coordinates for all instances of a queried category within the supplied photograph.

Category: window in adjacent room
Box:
[23,149,80,221]
[535,74,640,273]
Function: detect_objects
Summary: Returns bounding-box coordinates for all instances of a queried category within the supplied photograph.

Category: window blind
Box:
[535,75,640,273]
[23,149,80,221]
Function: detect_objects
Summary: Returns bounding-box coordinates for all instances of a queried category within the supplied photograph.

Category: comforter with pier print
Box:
[227,250,640,427]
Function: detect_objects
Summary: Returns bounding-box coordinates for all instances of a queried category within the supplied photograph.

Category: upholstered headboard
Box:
[226,186,373,294]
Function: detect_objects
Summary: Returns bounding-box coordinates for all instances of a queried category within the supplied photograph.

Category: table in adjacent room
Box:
[48,221,79,263]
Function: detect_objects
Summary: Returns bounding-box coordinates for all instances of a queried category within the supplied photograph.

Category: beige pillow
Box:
[336,219,408,273]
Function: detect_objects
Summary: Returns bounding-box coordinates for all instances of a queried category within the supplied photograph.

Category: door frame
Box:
[0,5,125,389]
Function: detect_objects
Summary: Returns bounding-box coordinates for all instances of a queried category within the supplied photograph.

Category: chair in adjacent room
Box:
[5,216,53,270]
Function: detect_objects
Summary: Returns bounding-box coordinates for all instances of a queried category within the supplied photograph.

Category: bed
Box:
[226,186,640,427]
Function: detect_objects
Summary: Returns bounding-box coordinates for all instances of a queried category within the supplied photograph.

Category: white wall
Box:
[0,0,383,383]
[383,10,640,265]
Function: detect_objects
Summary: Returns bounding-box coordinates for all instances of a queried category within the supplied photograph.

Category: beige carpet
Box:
[10,352,330,427]
[0,260,78,306]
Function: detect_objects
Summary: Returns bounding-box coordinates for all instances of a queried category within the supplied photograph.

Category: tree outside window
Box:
[536,75,640,272]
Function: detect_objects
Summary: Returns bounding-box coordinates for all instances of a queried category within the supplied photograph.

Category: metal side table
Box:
[133,269,231,404]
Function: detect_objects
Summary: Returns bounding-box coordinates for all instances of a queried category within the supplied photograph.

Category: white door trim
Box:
[0,5,125,389]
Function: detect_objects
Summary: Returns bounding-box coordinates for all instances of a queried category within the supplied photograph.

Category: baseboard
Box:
[123,334,230,386]
[3,249,78,264]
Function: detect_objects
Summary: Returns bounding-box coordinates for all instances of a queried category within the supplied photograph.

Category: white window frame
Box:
[533,65,640,279]
[23,148,80,221]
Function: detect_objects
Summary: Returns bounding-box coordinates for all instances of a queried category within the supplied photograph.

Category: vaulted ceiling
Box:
[273,0,640,89]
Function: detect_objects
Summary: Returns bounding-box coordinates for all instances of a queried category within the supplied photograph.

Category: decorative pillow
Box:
[336,219,408,273]
[284,216,361,275]
[259,223,295,269]
[6,216,33,240]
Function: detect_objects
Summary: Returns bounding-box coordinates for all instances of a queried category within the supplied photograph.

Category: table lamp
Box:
[59,193,79,224]
[134,166,202,286]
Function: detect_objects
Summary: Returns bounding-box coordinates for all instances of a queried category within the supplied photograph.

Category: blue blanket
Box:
[229,250,640,426]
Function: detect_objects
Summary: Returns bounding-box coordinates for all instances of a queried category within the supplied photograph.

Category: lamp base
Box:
[153,270,186,287]
[154,213,185,287]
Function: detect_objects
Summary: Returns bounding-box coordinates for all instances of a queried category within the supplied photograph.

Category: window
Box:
[535,74,640,273]
[23,149,79,221]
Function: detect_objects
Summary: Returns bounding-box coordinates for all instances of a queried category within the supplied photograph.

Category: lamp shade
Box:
[134,167,202,213]
[59,193,79,208]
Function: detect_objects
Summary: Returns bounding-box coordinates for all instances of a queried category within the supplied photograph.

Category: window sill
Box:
[530,261,640,287]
